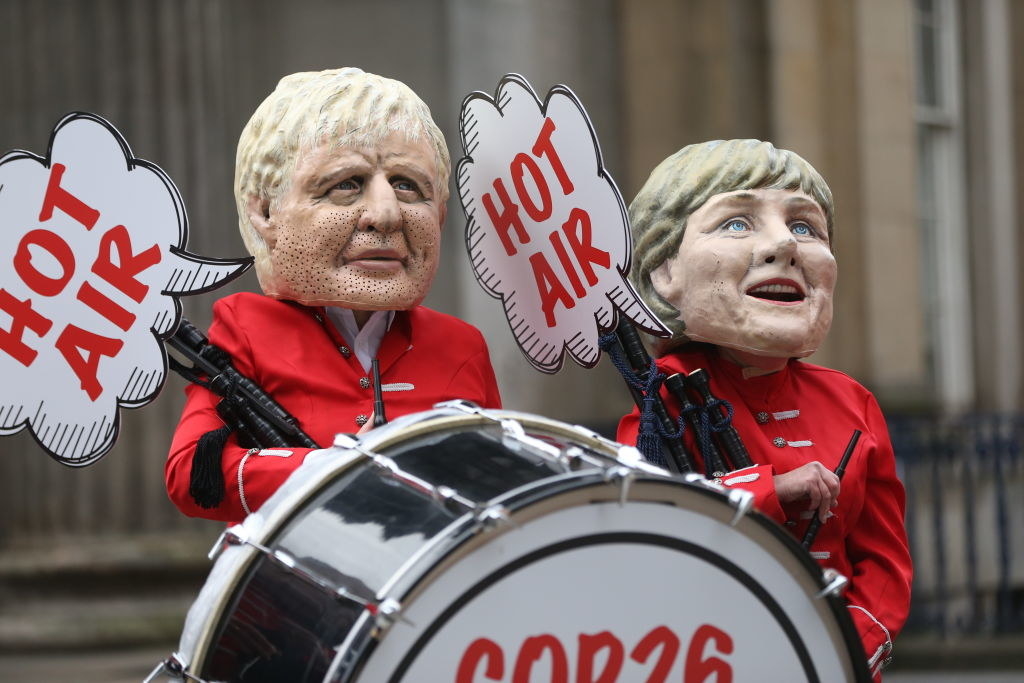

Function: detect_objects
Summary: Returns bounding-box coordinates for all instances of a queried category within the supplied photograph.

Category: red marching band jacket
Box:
[618,346,912,678]
[166,292,502,525]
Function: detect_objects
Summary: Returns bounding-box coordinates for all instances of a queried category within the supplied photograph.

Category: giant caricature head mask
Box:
[234,68,450,310]
[630,139,836,359]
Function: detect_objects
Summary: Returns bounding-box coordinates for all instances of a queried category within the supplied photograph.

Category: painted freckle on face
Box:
[254,132,444,309]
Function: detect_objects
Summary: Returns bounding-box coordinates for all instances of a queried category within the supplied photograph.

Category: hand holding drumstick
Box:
[772,430,862,547]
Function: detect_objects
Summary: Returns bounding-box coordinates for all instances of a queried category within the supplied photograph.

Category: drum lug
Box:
[143,653,203,682]
[560,446,586,471]
[475,503,511,530]
[725,488,755,526]
[142,657,175,682]
[207,530,228,561]
[333,432,360,449]
[604,465,635,505]
[434,398,484,414]
[333,584,373,610]
[208,524,247,561]
[816,568,849,598]
[616,445,670,474]
[369,597,404,633]
[500,419,562,460]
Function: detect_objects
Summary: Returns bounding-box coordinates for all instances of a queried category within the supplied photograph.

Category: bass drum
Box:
[156,403,869,682]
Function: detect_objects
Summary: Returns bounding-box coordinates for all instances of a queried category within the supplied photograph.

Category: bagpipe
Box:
[166,318,397,508]
[165,318,320,508]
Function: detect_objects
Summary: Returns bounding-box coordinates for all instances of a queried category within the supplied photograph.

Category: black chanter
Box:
[166,318,319,449]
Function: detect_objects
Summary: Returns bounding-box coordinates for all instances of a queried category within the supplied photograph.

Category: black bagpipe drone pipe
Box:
[166,318,320,507]
[602,318,753,477]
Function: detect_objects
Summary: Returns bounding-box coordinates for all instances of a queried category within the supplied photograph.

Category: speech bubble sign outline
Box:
[457,73,669,375]
[0,111,251,466]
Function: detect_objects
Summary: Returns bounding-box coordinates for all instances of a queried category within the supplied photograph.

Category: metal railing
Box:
[891,413,1024,637]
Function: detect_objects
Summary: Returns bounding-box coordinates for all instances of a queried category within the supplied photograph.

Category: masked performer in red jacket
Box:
[167,68,501,524]
[618,140,911,679]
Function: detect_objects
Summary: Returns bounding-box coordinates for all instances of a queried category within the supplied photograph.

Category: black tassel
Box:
[189,425,232,508]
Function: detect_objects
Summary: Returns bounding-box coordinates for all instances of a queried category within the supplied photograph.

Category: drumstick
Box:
[801,429,861,548]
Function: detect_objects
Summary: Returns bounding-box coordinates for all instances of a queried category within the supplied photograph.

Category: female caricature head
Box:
[630,139,836,359]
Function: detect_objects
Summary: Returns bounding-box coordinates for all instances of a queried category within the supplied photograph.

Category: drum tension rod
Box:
[336,433,480,514]
[679,473,755,527]
[604,465,636,506]
[342,432,513,529]
[371,454,478,514]
[217,526,379,613]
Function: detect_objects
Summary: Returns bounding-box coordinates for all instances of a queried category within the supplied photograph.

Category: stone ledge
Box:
[0,594,193,652]
[0,533,218,652]
[890,633,1024,671]
[0,532,217,575]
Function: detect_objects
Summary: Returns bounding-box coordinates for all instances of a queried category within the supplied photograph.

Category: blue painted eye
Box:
[725,219,748,232]
[791,223,812,236]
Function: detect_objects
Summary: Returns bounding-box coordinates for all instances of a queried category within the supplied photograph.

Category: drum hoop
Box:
[358,409,620,459]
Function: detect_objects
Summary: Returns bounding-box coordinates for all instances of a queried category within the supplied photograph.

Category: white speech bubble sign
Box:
[0,112,250,466]
[457,74,668,374]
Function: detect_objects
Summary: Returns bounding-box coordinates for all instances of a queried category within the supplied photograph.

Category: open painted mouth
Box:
[745,280,805,304]
[345,249,407,269]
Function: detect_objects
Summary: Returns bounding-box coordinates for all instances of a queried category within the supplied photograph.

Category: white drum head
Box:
[351,479,865,682]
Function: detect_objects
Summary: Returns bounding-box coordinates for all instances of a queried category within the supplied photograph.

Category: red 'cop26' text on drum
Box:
[149,404,869,682]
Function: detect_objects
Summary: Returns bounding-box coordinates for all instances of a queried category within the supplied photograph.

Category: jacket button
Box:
[756,411,770,424]
[359,377,371,389]
[339,346,352,358]
[772,436,787,448]
[355,414,369,427]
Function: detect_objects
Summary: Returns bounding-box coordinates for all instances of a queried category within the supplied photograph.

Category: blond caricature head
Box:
[234,68,451,310]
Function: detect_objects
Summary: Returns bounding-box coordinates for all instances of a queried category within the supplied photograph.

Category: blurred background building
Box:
[0,0,1021,676]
